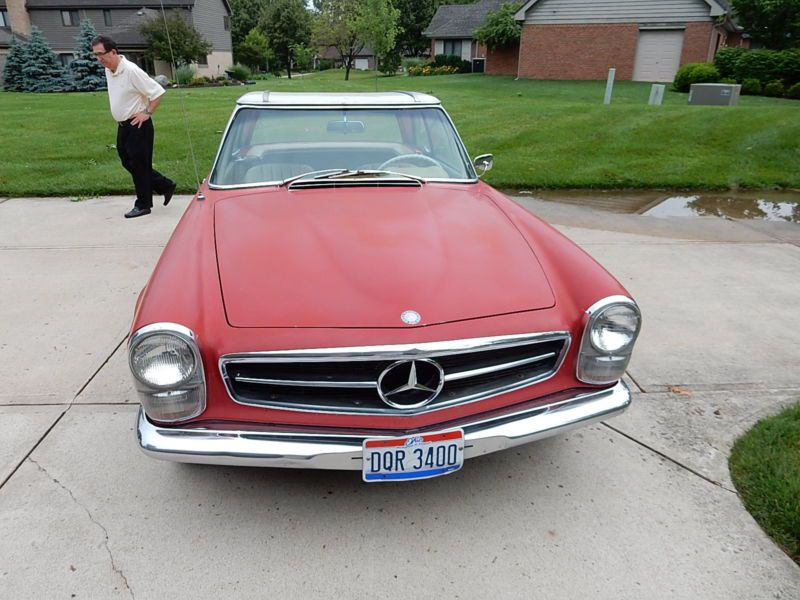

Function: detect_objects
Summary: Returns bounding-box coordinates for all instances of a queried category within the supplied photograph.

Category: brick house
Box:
[0,0,232,80]
[423,0,508,73]
[513,0,746,81]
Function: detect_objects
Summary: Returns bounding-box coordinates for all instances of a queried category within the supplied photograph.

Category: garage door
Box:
[633,30,685,82]
[354,58,369,70]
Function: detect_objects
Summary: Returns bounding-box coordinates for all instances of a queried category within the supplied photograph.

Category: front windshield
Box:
[210,107,475,186]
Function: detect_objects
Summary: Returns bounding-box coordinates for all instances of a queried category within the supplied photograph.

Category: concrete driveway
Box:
[1,194,798,599]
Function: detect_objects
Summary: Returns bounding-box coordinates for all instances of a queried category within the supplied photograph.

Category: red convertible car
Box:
[130,91,641,481]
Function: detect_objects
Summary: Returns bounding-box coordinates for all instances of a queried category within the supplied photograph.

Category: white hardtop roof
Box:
[236,91,442,107]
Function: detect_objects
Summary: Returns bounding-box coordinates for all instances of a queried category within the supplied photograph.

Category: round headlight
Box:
[589,304,640,353]
[130,333,196,387]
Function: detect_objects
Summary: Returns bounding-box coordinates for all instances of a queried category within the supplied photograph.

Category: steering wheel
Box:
[378,153,447,171]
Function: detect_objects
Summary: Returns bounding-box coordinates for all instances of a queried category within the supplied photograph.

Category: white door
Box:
[633,30,684,82]
[354,58,369,70]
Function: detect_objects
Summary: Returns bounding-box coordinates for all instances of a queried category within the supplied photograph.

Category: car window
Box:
[210,107,474,186]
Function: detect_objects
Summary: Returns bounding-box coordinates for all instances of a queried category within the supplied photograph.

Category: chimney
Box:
[6,0,32,37]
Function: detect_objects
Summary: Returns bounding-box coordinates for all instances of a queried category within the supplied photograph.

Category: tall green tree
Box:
[393,0,439,56]
[2,35,28,92]
[731,0,800,49]
[312,0,365,80]
[360,0,401,73]
[21,26,73,92]
[70,20,107,91]
[259,0,311,78]
[139,12,213,67]
[230,0,268,61]
[237,27,274,71]
[473,3,522,50]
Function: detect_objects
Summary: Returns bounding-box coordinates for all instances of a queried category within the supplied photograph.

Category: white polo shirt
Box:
[105,56,165,122]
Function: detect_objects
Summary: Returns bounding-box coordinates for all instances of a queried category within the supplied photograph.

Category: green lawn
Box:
[730,402,800,565]
[1,70,799,196]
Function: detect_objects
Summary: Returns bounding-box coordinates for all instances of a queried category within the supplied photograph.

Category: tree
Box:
[237,27,274,71]
[259,0,311,78]
[473,2,522,50]
[291,43,316,71]
[393,0,439,57]
[21,26,73,92]
[2,35,28,92]
[731,0,800,49]
[313,0,365,80]
[230,0,268,61]
[359,0,401,73]
[139,12,213,67]
[70,20,107,91]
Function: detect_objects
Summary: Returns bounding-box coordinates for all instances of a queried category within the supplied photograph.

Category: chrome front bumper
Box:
[137,381,631,469]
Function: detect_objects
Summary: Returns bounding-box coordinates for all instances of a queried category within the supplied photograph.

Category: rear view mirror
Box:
[327,120,365,134]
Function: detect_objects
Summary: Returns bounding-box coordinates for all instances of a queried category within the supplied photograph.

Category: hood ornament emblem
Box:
[401,310,421,325]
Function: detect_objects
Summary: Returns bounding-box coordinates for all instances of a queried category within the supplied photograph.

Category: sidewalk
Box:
[0,194,798,599]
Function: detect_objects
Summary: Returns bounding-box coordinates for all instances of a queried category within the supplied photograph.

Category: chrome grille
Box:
[220,333,570,415]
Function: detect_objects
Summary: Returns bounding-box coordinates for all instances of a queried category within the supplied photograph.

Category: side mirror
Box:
[473,154,493,178]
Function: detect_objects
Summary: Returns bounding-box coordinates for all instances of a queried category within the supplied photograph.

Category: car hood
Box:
[215,185,555,328]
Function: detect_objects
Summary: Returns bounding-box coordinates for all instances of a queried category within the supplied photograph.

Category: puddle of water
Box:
[644,193,800,222]
[507,189,800,222]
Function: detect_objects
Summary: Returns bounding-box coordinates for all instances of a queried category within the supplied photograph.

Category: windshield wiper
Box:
[278,168,349,187]
[313,169,425,183]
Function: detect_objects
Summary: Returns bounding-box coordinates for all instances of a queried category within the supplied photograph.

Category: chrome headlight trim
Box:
[577,296,641,385]
[128,322,206,423]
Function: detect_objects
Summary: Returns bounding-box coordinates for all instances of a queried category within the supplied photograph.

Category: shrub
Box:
[378,52,402,75]
[432,54,472,73]
[719,77,737,84]
[317,59,334,71]
[229,63,252,82]
[763,80,785,97]
[787,82,800,99]
[734,50,781,84]
[672,62,719,92]
[779,49,800,87]
[741,78,762,95]
[714,47,746,79]
[408,65,459,76]
[402,57,424,70]
[175,64,195,85]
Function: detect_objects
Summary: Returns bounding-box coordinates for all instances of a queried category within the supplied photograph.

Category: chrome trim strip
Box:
[137,381,631,469]
[234,376,376,389]
[218,332,571,416]
[443,351,556,382]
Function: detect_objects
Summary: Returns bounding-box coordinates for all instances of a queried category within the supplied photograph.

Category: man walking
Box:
[92,35,176,218]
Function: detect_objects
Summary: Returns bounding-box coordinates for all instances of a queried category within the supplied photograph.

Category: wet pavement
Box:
[505,188,800,223]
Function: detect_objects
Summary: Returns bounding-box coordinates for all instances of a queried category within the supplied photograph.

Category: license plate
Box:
[362,430,464,482]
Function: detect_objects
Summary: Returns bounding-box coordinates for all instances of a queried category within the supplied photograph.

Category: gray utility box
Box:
[688,83,741,106]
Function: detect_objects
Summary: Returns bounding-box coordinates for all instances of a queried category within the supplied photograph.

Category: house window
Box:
[59,53,75,67]
[198,55,208,66]
[223,16,230,31]
[0,10,10,27]
[104,10,112,26]
[443,39,462,57]
[61,10,79,26]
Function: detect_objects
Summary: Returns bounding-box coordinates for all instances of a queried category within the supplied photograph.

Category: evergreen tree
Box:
[21,26,73,92]
[71,20,107,91]
[2,34,28,92]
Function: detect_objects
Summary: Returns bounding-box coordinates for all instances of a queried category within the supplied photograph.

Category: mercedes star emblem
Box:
[377,359,444,409]
[401,310,421,325]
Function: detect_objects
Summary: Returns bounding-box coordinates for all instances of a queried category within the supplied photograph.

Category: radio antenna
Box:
[158,0,202,193]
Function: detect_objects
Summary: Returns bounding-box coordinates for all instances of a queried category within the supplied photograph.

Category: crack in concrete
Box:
[601,421,737,494]
[28,458,135,599]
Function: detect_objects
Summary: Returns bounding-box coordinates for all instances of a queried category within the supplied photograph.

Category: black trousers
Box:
[116,119,173,210]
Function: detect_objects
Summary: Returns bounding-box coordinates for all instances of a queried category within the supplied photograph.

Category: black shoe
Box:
[125,206,151,218]
[163,181,177,206]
